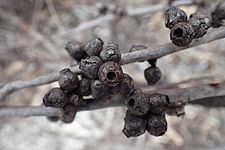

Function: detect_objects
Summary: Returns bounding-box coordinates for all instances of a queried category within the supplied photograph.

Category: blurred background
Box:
[0,0,225,150]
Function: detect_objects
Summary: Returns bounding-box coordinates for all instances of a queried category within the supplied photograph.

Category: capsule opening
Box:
[174,28,183,38]
[107,71,116,80]
[128,98,135,107]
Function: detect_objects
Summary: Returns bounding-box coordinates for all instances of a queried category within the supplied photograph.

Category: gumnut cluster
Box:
[42,37,135,123]
[165,2,225,47]
[42,37,170,138]
[123,92,170,137]
[165,6,211,46]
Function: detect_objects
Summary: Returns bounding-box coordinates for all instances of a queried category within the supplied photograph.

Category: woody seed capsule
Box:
[170,22,194,46]
[144,66,162,85]
[78,77,91,96]
[148,93,170,115]
[79,56,103,79]
[127,92,150,116]
[43,88,69,108]
[111,73,134,96]
[98,61,123,87]
[211,1,225,28]
[100,43,121,63]
[84,37,104,56]
[188,15,211,38]
[65,41,87,61]
[120,73,135,97]
[122,111,146,138]
[165,7,188,29]
[68,94,85,106]
[91,80,109,99]
[146,114,167,136]
[58,68,79,92]
[60,103,77,123]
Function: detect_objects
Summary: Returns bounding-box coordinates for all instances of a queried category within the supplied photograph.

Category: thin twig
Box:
[0,82,225,117]
[0,73,59,99]
[0,66,80,100]
[0,106,60,117]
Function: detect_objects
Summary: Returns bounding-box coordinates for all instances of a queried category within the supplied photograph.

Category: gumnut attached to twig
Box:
[78,77,92,96]
[98,61,123,87]
[165,7,188,29]
[59,103,77,123]
[144,66,162,85]
[100,43,121,63]
[58,68,79,92]
[146,114,167,136]
[84,37,104,56]
[188,15,211,38]
[79,56,103,79]
[127,92,151,116]
[43,88,69,108]
[91,80,109,99]
[119,73,135,97]
[170,22,194,46]
[122,111,146,138]
[148,93,170,115]
[65,41,87,61]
